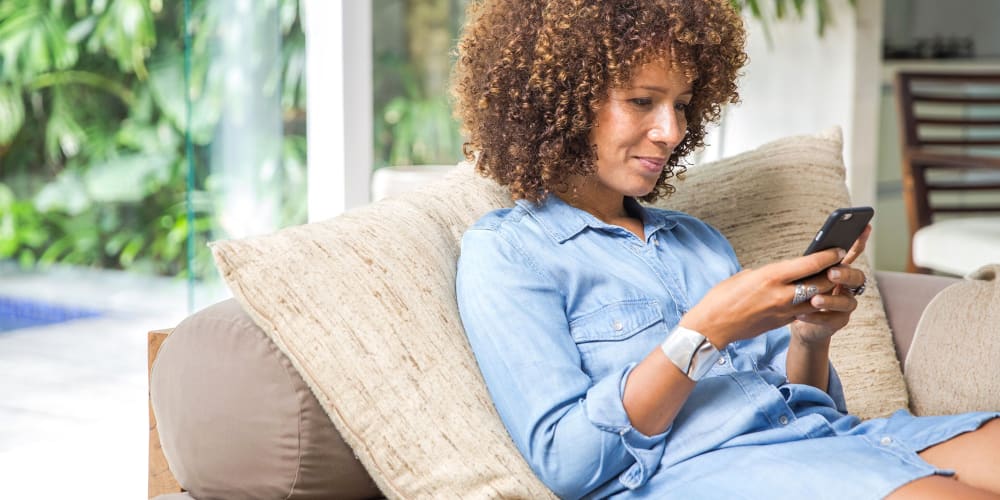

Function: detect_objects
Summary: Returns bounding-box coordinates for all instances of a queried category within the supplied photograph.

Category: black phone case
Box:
[803,207,874,255]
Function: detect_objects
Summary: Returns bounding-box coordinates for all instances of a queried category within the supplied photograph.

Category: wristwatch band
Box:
[660,326,722,381]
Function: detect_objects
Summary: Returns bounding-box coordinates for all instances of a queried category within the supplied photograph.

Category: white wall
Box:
[700,0,884,243]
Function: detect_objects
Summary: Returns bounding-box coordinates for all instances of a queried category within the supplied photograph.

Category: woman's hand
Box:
[790,225,871,345]
[680,247,845,349]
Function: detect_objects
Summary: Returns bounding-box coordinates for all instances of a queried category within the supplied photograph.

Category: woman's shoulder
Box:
[467,206,522,231]
[462,202,564,259]
[463,204,539,246]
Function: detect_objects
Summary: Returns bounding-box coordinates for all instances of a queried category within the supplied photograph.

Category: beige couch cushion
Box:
[905,264,1000,415]
[210,128,907,499]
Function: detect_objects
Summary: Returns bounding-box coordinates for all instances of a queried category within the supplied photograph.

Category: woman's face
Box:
[583,58,692,203]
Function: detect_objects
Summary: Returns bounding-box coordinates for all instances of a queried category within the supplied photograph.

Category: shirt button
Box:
[613,320,623,331]
[717,357,727,365]
[778,415,789,425]
[880,436,892,446]
[653,237,659,246]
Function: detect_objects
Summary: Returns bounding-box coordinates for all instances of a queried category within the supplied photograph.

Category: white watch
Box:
[660,326,722,381]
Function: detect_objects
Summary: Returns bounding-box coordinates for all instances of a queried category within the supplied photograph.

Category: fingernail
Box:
[812,296,825,307]
[838,249,847,259]
[829,269,841,280]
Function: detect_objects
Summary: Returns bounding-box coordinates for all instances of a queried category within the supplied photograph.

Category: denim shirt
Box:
[456,195,851,499]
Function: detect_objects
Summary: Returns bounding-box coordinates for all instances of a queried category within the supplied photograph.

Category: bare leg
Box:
[918,418,1000,493]
[885,475,1000,500]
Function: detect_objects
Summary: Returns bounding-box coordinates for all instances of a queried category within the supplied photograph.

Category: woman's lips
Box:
[636,157,667,174]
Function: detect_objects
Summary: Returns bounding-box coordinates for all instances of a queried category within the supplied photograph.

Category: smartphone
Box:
[803,206,874,257]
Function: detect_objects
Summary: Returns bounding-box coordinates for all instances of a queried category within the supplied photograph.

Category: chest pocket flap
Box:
[569,299,664,343]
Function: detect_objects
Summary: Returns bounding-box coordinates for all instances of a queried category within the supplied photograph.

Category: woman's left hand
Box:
[790,225,872,345]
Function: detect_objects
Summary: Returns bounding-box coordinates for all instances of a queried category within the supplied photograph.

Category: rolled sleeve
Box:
[584,363,669,490]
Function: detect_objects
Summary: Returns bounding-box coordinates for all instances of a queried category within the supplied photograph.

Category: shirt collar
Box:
[516,194,678,244]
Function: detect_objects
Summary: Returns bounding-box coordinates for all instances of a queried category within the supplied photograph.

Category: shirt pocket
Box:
[569,299,668,381]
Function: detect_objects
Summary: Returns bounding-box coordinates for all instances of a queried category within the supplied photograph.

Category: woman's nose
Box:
[648,110,685,147]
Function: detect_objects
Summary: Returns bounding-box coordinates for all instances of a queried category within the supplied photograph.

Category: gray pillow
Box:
[150,299,380,500]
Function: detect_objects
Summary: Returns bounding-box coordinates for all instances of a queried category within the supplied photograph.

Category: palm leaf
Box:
[0,84,25,145]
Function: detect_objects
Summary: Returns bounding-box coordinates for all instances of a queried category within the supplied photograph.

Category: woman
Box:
[452,1,1000,499]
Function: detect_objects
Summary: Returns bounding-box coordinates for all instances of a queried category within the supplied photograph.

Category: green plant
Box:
[372,0,465,169]
[0,0,306,278]
[374,54,461,168]
[731,0,857,38]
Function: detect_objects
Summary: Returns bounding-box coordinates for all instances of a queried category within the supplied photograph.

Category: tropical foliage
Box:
[0,0,305,277]
[732,0,856,38]
[373,0,465,169]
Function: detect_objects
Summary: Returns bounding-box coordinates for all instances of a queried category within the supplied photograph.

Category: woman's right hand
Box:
[679,248,846,349]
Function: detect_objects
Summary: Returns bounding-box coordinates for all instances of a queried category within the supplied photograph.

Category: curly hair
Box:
[451,0,747,203]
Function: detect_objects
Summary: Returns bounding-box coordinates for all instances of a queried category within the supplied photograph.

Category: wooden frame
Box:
[148,329,183,498]
[894,71,1000,273]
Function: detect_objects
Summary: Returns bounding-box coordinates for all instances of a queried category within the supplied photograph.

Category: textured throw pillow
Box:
[905,264,1000,416]
[210,128,907,499]
[212,166,555,499]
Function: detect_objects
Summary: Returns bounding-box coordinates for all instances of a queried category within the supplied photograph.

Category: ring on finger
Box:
[792,282,820,306]
[845,277,867,297]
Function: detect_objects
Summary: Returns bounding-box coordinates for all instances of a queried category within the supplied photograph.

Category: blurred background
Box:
[0,0,997,497]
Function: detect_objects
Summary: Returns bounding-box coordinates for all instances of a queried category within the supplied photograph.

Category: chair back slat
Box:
[916,118,1000,127]
[911,95,1000,105]
[933,205,1000,213]
[918,139,1000,147]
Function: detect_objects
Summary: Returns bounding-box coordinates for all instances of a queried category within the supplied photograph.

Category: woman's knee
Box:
[916,417,1000,494]
[885,475,1000,500]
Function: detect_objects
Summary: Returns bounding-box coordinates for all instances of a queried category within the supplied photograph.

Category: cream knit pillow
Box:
[905,264,1000,416]
[211,128,907,499]
[212,166,554,499]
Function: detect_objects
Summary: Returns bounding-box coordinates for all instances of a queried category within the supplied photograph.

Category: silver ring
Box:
[846,277,867,297]
[792,283,819,306]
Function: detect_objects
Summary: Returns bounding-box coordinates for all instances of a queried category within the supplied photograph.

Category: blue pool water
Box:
[0,296,102,332]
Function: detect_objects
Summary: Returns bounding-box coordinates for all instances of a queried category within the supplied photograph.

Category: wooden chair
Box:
[148,329,183,498]
[895,71,1000,274]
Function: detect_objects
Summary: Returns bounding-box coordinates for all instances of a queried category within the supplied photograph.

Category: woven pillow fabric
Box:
[212,166,553,498]
[211,129,907,499]
[905,264,1000,416]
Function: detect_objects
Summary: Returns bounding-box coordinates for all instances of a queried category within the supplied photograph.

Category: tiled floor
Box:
[0,264,228,499]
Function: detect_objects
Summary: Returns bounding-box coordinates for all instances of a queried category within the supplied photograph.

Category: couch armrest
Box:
[874,270,960,369]
[903,265,1000,415]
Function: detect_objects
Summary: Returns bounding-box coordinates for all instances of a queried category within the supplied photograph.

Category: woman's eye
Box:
[629,97,653,107]
[675,102,690,112]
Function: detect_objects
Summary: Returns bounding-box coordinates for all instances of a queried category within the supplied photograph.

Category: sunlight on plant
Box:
[730,0,856,41]
[0,0,306,279]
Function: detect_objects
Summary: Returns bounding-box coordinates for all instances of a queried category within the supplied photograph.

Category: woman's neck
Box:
[556,191,627,223]
[555,178,629,224]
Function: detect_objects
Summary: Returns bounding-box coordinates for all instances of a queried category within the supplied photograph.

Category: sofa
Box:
[148,129,1000,499]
